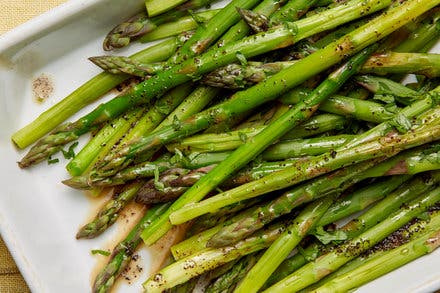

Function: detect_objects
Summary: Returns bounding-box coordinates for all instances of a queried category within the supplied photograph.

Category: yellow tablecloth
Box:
[1,2,67,291]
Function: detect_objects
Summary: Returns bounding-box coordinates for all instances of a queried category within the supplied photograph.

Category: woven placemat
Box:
[1,1,67,290]
[0,0,67,34]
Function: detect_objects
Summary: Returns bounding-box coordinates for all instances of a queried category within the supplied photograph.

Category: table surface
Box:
[1,2,67,291]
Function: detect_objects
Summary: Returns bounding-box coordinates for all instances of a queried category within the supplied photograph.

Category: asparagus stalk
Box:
[235,196,337,293]
[187,197,264,236]
[340,171,440,238]
[169,114,349,154]
[135,160,300,204]
[312,227,440,293]
[169,108,440,225]
[205,253,261,293]
[145,0,188,17]
[145,0,221,18]
[264,171,440,287]
[360,52,440,78]
[270,0,319,24]
[305,210,440,292]
[88,56,165,78]
[139,10,220,43]
[104,6,219,50]
[166,0,261,65]
[66,108,145,176]
[11,36,183,149]
[316,176,411,227]
[265,186,440,292]
[76,182,141,239]
[283,94,397,123]
[92,203,170,293]
[203,52,440,89]
[356,75,423,104]
[208,145,440,247]
[142,220,290,292]
[336,93,440,151]
[393,8,440,53]
[202,61,295,89]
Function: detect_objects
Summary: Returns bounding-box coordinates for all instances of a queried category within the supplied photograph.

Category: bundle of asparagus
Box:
[12,0,440,292]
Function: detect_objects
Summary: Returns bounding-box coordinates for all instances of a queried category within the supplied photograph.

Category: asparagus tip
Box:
[62,176,91,190]
[236,7,269,33]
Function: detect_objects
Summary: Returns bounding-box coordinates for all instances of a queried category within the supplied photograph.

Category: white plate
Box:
[0,1,439,292]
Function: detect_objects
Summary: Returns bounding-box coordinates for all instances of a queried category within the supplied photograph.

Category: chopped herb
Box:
[62,142,79,159]
[47,156,59,165]
[91,249,111,256]
[236,52,247,66]
[154,167,165,192]
[313,226,348,244]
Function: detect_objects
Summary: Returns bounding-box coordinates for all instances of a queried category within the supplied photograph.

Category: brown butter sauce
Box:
[84,188,188,291]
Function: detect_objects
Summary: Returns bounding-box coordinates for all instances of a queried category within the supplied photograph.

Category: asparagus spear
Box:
[19,0,390,168]
[203,53,440,89]
[88,56,165,78]
[270,0,319,24]
[92,203,170,293]
[237,8,270,33]
[145,0,187,17]
[316,176,411,227]
[393,8,440,53]
[145,0,220,18]
[265,186,440,292]
[76,182,141,239]
[312,227,440,293]
[305,210,440,292]
[104,5,219,50]
[205,253,261,293]
[187,197,265,236]
[169,114,350,154]
[356,75,423,104]
[264,171,440,287]
[166,0,261,65]
[202,61,295,89]
[66,108,145,177]
[11,35,184,149]
[139,9,220,43]
[142,220,290,292]
[360,52,440,78]
[134,160,300,204]
[169,107,440,225]
[208,145,440,247]
[340,172,440,239]
[235,196,337,293]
